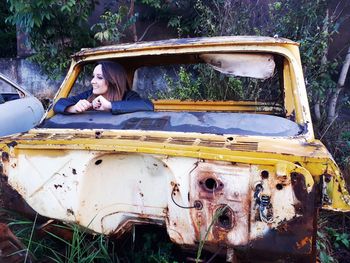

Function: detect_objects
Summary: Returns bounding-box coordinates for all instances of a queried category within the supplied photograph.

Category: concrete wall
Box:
[0,58,62,99]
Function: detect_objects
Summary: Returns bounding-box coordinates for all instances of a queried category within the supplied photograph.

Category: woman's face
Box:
[91,64,108,96]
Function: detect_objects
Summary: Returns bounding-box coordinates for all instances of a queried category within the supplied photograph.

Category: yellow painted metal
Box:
[46,63,82,118]
[153,100,283,114]
[325,181,350,211]
[48,40,312,129]
[283,60,295,118]
[73,36,299,58]
[1,125,349,211]
[0,129,332,159]
[2,139,315,190]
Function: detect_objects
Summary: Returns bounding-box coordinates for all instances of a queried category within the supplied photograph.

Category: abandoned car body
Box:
[0,36,350,262]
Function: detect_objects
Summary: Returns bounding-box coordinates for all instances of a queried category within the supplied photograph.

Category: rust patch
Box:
[296,236,311,249]
[199,140,225,148]
[118,135,142,140]
[226,142,258,151]
[277,175,289,185]
[0,173,37,219]
[1,151,9,162]
[243,173,317,262]
[169,137,195,145]
[291,172,308,202]
[0,223,35,263]
[189,161,250,248]
[143,136,167,143]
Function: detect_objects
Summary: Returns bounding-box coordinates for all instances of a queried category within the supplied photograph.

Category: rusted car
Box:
[0,73,44,137]
[0,36,349,262]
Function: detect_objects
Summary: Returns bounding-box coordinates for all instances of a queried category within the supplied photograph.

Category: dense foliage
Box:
[0,1,16,57]
[6,0,96,78]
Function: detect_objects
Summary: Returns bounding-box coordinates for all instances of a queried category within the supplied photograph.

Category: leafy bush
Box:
[6,0,96,78]
[92,6,138,45]
[159,66,202,100]
[0,1,16,57]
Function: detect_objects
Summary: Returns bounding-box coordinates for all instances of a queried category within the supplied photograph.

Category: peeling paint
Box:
[0,36,348,262]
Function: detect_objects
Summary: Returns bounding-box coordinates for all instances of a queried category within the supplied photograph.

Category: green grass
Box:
[1,209,182,262]
[2,200,350,263]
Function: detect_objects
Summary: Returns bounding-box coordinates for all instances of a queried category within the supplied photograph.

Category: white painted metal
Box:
[8,149,305,246]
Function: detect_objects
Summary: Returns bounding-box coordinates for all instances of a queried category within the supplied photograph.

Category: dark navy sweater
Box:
[53,89,154,115]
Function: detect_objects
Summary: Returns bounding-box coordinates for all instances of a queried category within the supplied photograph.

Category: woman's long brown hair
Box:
[88,61,130,102]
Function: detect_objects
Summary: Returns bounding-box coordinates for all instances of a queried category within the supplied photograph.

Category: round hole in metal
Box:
[95,159,103,165]
[276,183,283,190]
[261,170,269,179]
[216,206,234,229]
[204,178,217,191]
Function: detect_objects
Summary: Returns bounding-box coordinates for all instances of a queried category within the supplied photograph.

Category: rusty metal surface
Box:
[0,135,342,263]
[186,161,316,262]
[0,173,37,219]
[0,36,347,263]
[73,36,298,58]
[153,100,284,114]
[239,172,317,262]
[0,223,34,263]
[0,128,334,160]
[0,144,319,261]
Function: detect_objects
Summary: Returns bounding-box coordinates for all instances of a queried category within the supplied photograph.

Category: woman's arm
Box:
[110,90,154,114]
[53,90,92,114]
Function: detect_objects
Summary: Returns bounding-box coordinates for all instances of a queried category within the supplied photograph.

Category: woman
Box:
[54,61,154,114]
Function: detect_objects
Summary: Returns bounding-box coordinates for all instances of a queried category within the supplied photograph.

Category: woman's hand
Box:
[92,95,112,111]
[66,99,92,113]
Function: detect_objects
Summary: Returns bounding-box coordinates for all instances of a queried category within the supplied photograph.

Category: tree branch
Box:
[327,44,350,122]
[128,0,137,42]
[138,21,157,42]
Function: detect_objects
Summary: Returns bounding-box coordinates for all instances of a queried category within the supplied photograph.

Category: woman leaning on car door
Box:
[53,61,154,115]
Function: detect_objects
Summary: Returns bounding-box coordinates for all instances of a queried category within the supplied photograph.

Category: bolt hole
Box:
[261,170,269,179]
[276,184,283,190]
[95,159,103,165]
[194,200,203,210]
[204,178,217,191]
